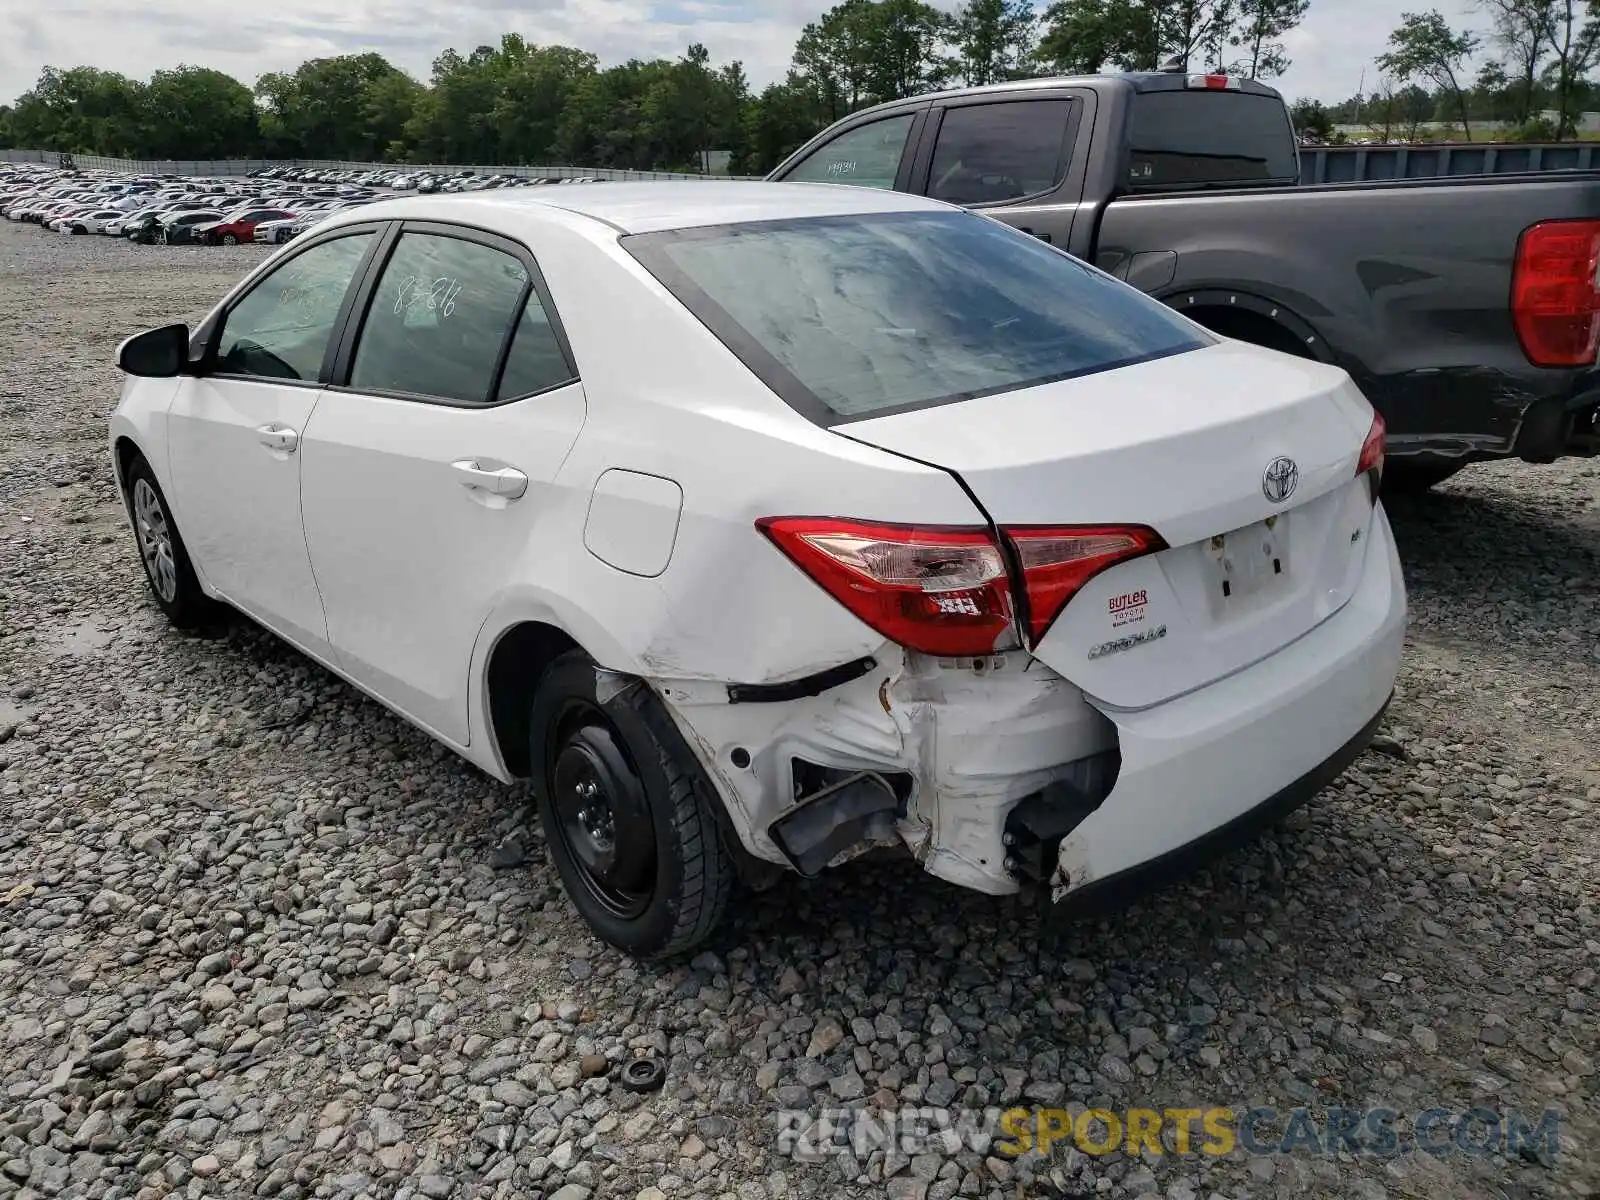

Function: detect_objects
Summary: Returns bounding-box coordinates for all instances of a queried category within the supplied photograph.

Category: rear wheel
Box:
[124,454,218,629]
[529,651,734,957]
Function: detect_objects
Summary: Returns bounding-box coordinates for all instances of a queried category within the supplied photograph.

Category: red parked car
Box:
[195,208,298,245]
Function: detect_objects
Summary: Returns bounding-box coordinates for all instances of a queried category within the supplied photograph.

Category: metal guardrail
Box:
[1300,141,1600,183]
[0,148,759,181]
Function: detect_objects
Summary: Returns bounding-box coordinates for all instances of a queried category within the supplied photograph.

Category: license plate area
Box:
[1203,515,1291,609]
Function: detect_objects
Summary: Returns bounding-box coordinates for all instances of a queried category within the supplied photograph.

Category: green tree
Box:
[1538,0,1600,136]
[256,53,419,160]
[736,75,833,174]
[1036,0,1304,75]
[1484,0,1553,124]
[951,0,1038,84]
[1232,0,1308,77]
[1036,0,1159,71]
[794,0,890,119]
[1376,10,1481,140]
[1289,97,1332,139]
[9,67,144,154]
[139,66,256,158]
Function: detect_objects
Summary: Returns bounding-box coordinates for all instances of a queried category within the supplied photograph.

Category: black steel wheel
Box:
[529,651,733,958]
[549,699,657,920]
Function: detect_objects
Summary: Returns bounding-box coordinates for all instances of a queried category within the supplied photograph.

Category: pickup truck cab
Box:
[768,69,1600,488]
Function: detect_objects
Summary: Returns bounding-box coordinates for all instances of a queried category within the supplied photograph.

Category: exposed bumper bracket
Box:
[768,769,902,877]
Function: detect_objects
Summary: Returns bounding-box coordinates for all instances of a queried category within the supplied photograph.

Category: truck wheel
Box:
[529,650,734,958]
[1383,460,1467,494]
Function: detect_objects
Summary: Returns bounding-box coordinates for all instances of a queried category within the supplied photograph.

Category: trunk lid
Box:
[839,342,1381,709]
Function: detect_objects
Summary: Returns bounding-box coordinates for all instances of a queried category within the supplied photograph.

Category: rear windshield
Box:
[1126,91,1298,190]
[622,210,1210,425]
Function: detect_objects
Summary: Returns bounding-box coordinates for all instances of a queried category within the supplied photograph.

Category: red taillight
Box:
[1511,218,1600,367]
[1357,410,1386,485]
[758,517,1164,656]
[757,517,1016,657]
[1003,525,1165,643]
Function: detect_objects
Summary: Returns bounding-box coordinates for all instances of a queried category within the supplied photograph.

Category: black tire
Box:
[123,454,218,629]
[529,650,734,957]
[70,225,84,235]
[1382,459,1468,494]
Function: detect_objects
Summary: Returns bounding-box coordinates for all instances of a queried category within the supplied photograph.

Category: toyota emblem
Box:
[1261,456,1299,504]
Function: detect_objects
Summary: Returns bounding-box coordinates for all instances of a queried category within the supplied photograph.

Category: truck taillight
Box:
[758,517,1164,656]
[1511,218,1600,367]
[1002,525,1166,643]
[1356,411,1385,497]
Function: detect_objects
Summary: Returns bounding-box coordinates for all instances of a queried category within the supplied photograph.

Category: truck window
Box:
[782,114,917,190]
[1126,91,1298,190]
[928,100,1075,206]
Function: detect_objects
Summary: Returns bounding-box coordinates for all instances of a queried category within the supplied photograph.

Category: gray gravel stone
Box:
[0,213,1597,1200]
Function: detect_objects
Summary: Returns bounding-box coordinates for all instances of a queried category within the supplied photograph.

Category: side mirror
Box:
[116,323,190,377]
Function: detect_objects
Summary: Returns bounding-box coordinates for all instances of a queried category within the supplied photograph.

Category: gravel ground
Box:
[0,217,1597,1200]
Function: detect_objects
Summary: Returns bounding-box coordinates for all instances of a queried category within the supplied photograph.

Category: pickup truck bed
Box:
[1097,171,1600,461]
[769,72,1600,483]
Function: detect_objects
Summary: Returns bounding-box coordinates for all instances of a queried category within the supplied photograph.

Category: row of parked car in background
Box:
[0,163,379,246]
[250,165,605,192]
[0,163,622,250]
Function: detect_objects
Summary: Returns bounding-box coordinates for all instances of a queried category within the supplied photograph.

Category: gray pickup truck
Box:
[767,69,1600,489]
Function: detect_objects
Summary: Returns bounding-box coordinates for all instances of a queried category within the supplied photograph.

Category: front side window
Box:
[928,101,1074,206]
[214,232,374,381]
[348,232,530,404]
[781,114,916,190]
[624,210,1211,423]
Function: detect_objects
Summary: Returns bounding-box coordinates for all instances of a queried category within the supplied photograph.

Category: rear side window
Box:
[1126,92,1298,190]
[624,210,1210,424]
[349,232,530,404]
[496,295,576,401]
[928,101,1074,206]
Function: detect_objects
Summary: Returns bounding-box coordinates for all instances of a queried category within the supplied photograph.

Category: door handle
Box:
[1017,226,1053,244]
[256,424,299,453]
[451,459,529,500]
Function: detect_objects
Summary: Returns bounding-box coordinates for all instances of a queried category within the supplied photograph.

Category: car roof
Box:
[344,181,951,235]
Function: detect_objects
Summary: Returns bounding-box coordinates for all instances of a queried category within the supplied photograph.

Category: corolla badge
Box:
[1261,456,1299,504]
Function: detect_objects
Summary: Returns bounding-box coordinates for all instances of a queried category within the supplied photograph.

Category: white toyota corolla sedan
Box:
[109,182,1406,957]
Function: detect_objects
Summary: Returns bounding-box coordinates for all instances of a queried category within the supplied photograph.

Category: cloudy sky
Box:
[1,0,1482,109]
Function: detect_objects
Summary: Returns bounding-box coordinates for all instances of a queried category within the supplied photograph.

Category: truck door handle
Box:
[255,424,299,453]
[1017,226,1052,243]
[451,459,528,500]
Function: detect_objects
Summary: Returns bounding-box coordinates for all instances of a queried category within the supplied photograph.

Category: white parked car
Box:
[59,208,128,235]
[108,183,1405,957]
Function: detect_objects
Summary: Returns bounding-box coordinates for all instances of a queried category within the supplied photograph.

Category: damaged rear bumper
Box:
[1050,503,1406,902]
[651,508,1405,906]
[1050,695,1389,916]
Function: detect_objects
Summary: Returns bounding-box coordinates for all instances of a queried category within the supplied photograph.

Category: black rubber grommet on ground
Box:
[620,1056,666,1093]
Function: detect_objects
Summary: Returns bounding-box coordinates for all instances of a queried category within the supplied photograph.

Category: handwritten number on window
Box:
[395,275,464,320]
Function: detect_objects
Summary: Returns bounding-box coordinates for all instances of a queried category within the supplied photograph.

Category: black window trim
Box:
[772,106,929,194]
[622,209,1209,429]
[915,94,1083,208]
[196,219,391,390]
[324,218,581,410]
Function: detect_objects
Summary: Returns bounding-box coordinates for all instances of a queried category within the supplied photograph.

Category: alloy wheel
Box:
[132,478,178,603]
